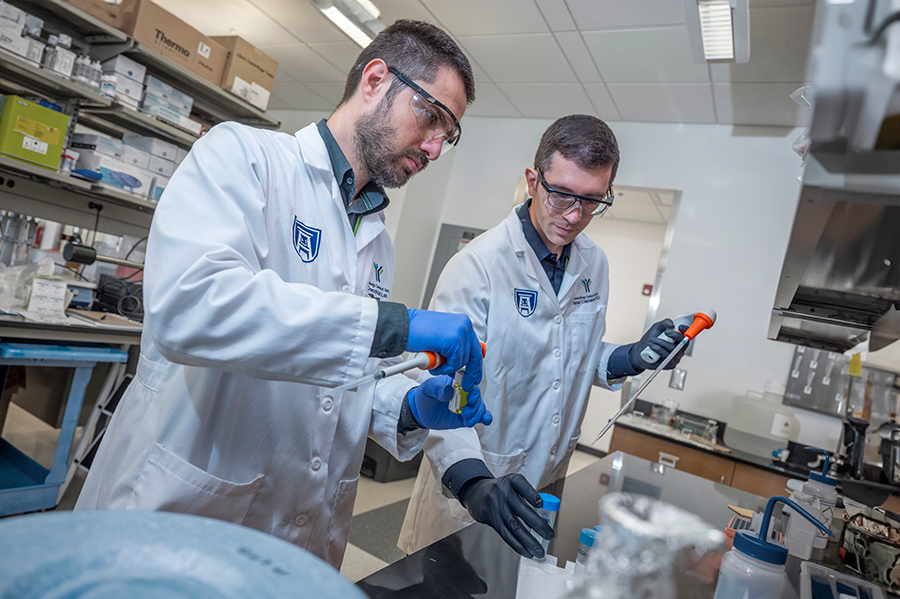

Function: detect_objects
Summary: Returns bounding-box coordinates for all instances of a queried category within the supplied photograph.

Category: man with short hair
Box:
[399,115,688,559]
[76,20,491,568]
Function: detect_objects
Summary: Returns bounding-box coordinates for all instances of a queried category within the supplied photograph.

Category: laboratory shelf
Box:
[91,41,281,129]
[0,154,154,238]
[79,105,199,149]
[16,0,128,44]
[0,47,112,106]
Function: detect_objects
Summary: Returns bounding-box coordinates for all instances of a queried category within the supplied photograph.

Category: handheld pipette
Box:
[591,308,716,445]
[331,342,486,396]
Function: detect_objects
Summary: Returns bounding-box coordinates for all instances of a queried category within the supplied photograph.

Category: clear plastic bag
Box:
[0,257,56,312]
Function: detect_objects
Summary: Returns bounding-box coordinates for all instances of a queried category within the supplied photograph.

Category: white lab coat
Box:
[76,122,424,568]
[398,206,623,553]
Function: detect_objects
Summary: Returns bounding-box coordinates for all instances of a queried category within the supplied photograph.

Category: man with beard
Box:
[75,20,491,569]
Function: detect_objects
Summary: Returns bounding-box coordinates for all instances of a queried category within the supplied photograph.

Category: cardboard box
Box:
[102,55,146,83]
[212,35,277,111]
[144,75,193,109]
[0,3,25,34]
[76,150,153,197]
[0,95,70,171]
[113,73,143,103]
[149,173,168,201]
[122,133,177,160]
[174,146,188,165]
[24,38,44,64]
[122,144,150,169]
[147,153,173,177]
[70,133,124,158]
[142,88,191,118]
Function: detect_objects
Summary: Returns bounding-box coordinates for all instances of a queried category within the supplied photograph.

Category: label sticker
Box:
[14,116,60,146]
[197,41,211,59]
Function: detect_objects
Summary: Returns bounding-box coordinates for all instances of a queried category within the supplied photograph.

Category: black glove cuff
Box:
[371,301,409,358]
[442,459,494,504]
[397,393,421,436]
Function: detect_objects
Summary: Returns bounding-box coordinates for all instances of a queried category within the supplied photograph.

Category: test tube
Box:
[531,493,560,560]
[575,528,597,574]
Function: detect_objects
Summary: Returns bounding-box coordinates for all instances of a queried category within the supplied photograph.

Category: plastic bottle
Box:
[723,381,800,459]
[100,73,117,99]
[73,56,88,84]
[713,496,832,599]
[530,493,559,561]
[784,451,838,560]
[575,528,596,574]
[90,60,102,88]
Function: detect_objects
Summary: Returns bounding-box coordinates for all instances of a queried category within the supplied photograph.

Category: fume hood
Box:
[769,0,900,353]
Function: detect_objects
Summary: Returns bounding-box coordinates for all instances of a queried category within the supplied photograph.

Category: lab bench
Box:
[357,451,769,598]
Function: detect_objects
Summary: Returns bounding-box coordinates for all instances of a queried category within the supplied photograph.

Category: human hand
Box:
[628,319,688,371]
[460,474,553,559]
[408,376,492,429]
[407,309,483,392]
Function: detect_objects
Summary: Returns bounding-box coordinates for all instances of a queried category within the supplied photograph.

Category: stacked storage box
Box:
[101,56,146,110]
[71,133,153,196]
[0,96,70,171]
[141,75,200,134]
[122,134,178,201]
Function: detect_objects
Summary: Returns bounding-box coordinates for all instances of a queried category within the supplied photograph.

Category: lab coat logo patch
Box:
[515,288,538,317]
[293,217,321,263]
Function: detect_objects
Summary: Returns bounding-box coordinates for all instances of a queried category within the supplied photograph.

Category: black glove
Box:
[459,474,554,559]
[628,318,688,371]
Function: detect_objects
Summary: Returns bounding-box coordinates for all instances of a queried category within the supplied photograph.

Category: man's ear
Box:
[525,167,539,198]
[359,59,390,107]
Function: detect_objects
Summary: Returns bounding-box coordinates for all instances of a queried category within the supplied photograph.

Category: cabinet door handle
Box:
[720,475,725,484]
[658,452,680,468]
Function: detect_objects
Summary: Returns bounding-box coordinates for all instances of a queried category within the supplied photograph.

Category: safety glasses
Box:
[388,66,461,153]
[539,169,614,218]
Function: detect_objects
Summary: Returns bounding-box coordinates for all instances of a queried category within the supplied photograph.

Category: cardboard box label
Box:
[198,41,210,59]
[14,116,61,146]
[21,136,48,155]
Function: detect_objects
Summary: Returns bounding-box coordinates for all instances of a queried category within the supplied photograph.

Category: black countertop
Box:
[357,451,768,599]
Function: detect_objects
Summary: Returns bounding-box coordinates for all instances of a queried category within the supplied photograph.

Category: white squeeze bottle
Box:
[714,496,832,599]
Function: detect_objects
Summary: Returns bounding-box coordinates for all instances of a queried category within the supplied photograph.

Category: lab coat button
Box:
[311,457,322,471]
[550,445,558,454]
[554,315,562,324]
[553,348,561,358]
[322,398,333,411]
[341,285,351,293]
[552,414,560,424]
[553,381,560,390]
[293,514,308,527]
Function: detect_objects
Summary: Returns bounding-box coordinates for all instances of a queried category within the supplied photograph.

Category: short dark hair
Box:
[534,115,619,183]
[338,20,475,108]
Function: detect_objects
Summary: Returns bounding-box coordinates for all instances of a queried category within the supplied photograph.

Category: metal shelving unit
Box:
[0,47,111,106]
[78,106,199,149]
[16,0,128,44]
[91,41,280,129]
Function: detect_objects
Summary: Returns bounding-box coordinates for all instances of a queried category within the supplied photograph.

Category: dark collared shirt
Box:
[316,119,390,232]
[518,198,571,296]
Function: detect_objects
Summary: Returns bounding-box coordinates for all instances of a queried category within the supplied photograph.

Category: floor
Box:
[1,402,601,583]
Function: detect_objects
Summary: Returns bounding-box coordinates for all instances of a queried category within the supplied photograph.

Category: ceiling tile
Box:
[464,83,522,117]
[709,5,815,83]
[535,0,578,31]
[257,43,348,82]
[271,81,335,111]
[607,205,665,224]
[246,0,352,43]
[583,84,622,121]
[566,0,686,30]
[305,82,346,105]
[307,41,364,74]
[583,27,710,84]
[471,62,493,85]
[460,34,578,83]
[555,32,602,83]
[267,95,294,110]
[153,0,298,45]
[653,190,676,205]
[713,82,811,126]
[498,83,596,119]
[657,205,672,220]
[421,0,548,35]
[376,0,440,25]
[615,189,655,206]
[607,83,716,123]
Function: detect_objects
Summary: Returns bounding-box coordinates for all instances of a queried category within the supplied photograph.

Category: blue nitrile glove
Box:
[406,309,483,393]
[408,376,493,429]
[459,474,554,559]
[628,319,688,371]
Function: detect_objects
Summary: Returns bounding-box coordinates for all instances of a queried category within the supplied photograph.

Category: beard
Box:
[354,97,429,189]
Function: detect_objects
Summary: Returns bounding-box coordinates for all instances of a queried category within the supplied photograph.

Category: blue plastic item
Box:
[580,528,597,547]
[109,170,143,191]
[71,168,102,181]
[733,496,833,565]
[0,511,369,598]
[540,492,561,512]
[0,342,128,362]
[800,561,885,599]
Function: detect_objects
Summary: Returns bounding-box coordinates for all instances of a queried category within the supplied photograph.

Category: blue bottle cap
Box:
[732,530,788,565]
[539,493,560,512]
[593,525,602,533]
[579,528,596,547]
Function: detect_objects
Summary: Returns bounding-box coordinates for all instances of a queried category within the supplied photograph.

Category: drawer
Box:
[609,426,735,485]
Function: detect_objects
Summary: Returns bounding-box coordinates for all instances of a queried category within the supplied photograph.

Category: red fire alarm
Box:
[642,284,653,296]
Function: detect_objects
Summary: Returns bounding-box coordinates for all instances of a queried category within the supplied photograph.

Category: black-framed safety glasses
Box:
[539,169,614,218]
[387,66,462,152]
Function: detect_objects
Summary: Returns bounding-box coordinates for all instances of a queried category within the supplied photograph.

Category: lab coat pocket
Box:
[326,476,360,567]
[127,443,264,525]
[568,309,604,372]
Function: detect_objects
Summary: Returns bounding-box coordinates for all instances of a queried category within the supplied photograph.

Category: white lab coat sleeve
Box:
[368,356,426,460]
[144,122,375,387]
[596,341,626,391]
[420,249,491,480]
